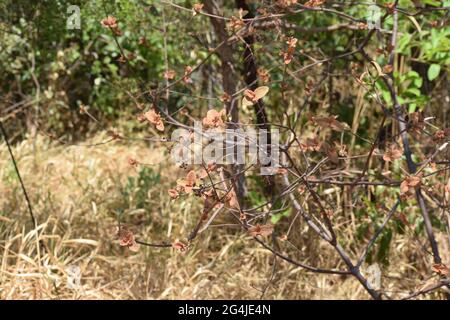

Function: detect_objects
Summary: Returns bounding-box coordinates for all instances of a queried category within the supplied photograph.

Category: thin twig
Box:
[0,120,37,227]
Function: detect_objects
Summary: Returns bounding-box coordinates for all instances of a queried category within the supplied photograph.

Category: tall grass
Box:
[0,132,448,299]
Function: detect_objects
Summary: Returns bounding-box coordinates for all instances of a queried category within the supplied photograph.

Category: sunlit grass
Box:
[0,132,448,299]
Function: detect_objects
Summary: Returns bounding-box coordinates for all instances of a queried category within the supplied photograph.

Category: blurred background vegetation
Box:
[1,0,447,139]
[0,0,449,299]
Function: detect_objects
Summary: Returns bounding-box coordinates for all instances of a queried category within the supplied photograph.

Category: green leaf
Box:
[427,64,441,81]
[406,88,421,97]
[270,214,283,224]
[377,228,392,265]
[396,33,412,55]
[422,0,442,6]
[270,209,291,224]
[413,76,423,88]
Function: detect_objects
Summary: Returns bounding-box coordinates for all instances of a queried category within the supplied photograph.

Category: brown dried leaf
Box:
[172,240,188,252]
[193,3,204,15]
[117,225,139,252]
[400,180,410,194]
[242,86,269,106]
[202,109,226,129]
[248,224,274,237]
[183,66,193,84]
[219,92,231,103]
[257,68,270,84]
[276,0,298,7]
[300,136,322,152]
[101,16,118,28]
[431,263,449,276]
[383,144,403,162]
[199,163,217,179]
[128,157,138,167]
[408,111,425,136]
[176,170,197,193]
[382,64,394,74]
[400,175,422,194]
[304,0,325,7]
[163,69,176,80]
[227,188,240,209]
[311,115,348,132]
[144,109,165,132]
[168,189,179,199]
[321,142,339,164]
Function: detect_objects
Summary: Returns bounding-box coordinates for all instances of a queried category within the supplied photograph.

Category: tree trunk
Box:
[203,1,246,199]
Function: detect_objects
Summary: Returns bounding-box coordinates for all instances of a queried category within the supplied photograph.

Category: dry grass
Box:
[0,132,448,300]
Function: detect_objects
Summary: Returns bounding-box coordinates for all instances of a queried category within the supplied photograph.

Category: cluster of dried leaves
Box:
[99,1,449,299]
